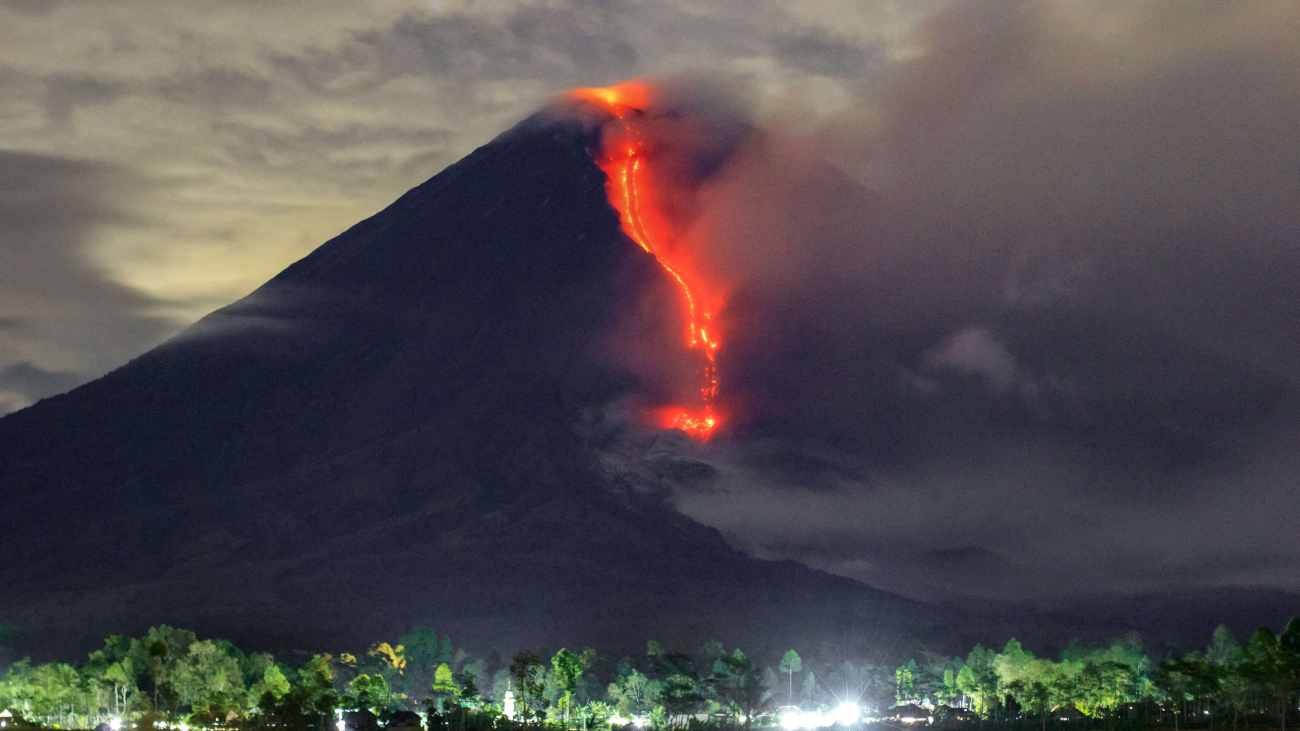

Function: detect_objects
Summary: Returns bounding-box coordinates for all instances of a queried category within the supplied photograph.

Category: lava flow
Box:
[571,82,721,441]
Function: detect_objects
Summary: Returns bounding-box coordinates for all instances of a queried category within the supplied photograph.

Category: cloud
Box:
[0,0,61,15]
[923,326,1020,394]
[40,75,127,129]
[0,362,84,414]
[0,0,913,337]
[772,27,884,80]
[670,424,1300,601]
[0,363,83,400]
[0,151,174,413]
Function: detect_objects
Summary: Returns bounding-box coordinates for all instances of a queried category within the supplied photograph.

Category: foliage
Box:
[707,651,773,728]
[607,669,661,720]
[550,650,584,726]
[778,651,801,707]
[509,652,549,724]
[4,619,1300,731]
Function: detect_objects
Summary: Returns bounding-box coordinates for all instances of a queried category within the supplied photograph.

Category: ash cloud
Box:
[609,0,1300,602]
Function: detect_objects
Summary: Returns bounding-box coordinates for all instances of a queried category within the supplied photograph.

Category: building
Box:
[891,704,934,725]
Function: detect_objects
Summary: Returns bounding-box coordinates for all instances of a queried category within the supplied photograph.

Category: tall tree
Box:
[1025,681,1051,731]
[1154,659,1198,731]
[255,655,337,731]
[249,666,290,708]
[956,665,976,704]
[509,652,548,725]
[936,669,957,707]
[661,671,704,725]
[1208,626,1242,667]
[1245,627,1288,731]
[607,670,661,720]
[171,640,245,720]
[1279,618,1300,731]
[964,645,1001,717]
[895,661,915,705]
[801,672,816,705]
[103,662,132,716]
[368,644,407,677]
[779,651,802,707]
[551,650,584,727]
[437,637,455,666]
[399,629,441,669]
[709,651,773,728]
[432,663,458,704]
[145,639,169,708]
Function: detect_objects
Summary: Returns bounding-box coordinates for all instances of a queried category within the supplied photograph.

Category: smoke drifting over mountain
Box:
[591,0,1300,603]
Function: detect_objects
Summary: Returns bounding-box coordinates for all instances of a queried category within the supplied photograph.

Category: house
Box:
[1053,705,1086,722]
[891,704,933,725]
[344,709,381,731]
[932,705,978,726]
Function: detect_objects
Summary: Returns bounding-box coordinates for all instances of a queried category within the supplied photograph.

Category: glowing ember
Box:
[571,81,721,441]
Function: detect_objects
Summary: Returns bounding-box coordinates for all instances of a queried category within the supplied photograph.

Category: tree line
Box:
[0,618,1297,731]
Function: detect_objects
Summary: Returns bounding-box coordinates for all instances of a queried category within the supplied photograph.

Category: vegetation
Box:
[1,618,1298,731]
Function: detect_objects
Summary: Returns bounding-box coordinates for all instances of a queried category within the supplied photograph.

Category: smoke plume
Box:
[586,0,1300,604]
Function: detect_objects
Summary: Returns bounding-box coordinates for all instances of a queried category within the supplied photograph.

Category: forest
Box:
[1,617,1297,731]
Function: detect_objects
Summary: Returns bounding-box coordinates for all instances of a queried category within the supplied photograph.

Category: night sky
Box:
[3,0,1299,608]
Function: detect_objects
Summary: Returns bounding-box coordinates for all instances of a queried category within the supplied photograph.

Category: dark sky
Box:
[3,0,1299,604]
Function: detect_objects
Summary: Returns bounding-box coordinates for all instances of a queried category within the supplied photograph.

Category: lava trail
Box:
[571,82,721,441]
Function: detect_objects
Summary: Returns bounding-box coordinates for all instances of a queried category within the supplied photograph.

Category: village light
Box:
[833,703,859,726]
[780,710,810,730]
[109,719,122,730]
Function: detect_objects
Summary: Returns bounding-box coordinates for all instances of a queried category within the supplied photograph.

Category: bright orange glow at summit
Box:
[570,81,722,441]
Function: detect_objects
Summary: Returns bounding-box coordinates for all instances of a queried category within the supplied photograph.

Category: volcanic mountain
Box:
[0,105,1082,662]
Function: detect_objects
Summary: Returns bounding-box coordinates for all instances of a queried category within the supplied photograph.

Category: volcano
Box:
[0,104,1077,662]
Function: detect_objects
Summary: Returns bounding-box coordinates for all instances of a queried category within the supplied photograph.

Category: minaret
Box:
[503,679,516,720]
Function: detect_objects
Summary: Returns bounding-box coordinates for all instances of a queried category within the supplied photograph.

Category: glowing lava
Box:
[571,82,721,441]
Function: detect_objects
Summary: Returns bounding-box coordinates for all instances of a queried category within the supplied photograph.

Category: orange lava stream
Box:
[571,82,720,441]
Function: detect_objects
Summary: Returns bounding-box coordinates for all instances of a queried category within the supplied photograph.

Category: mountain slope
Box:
[0,111,1110,663]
